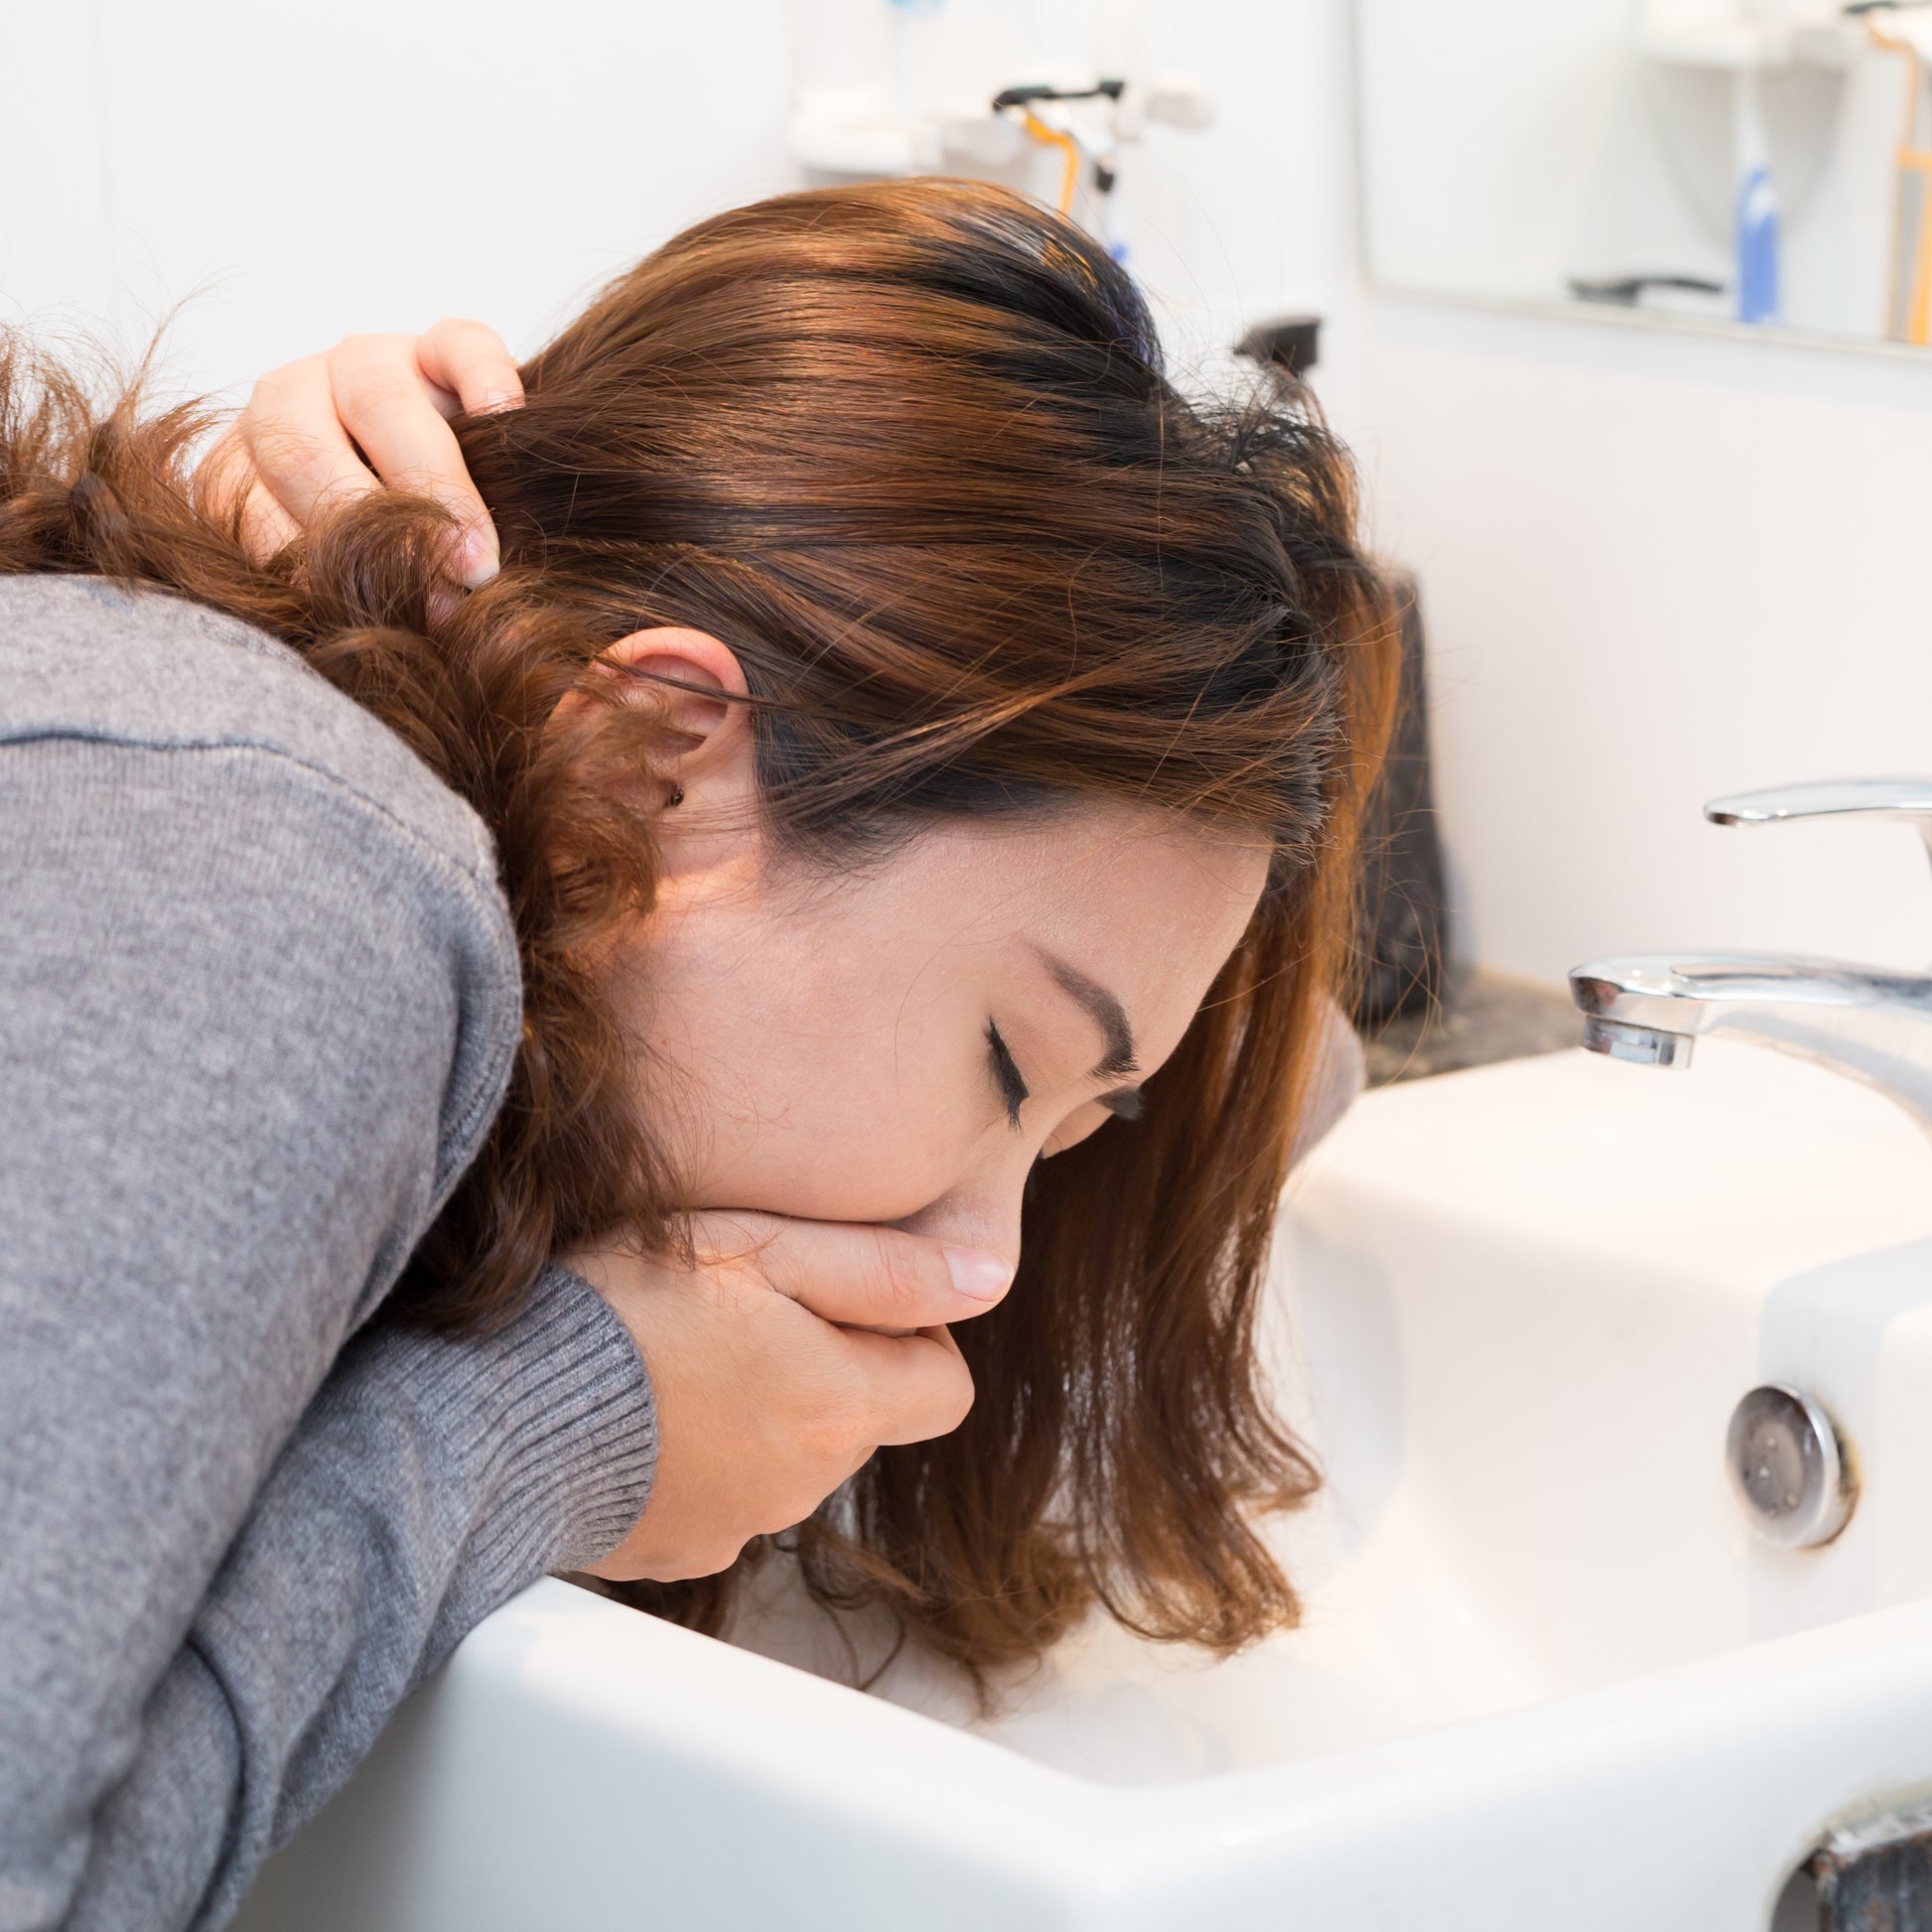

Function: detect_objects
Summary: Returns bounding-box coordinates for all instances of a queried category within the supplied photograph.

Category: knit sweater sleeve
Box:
[0,732,653,1932]
[67,1265,653,1932]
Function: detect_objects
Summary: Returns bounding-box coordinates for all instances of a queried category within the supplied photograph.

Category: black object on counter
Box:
[1235,314,1322,381]
[1354,575,1449,1026]
[1568,273,1725,308]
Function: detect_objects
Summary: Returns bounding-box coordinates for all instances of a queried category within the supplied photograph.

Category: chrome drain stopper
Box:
[1725,1384,1857,1549]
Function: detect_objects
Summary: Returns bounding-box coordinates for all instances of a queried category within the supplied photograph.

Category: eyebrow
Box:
[1035,947,1140,1086]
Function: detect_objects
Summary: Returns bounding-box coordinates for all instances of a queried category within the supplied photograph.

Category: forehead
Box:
[949,803,1266,921]
[849,803,1270,1053]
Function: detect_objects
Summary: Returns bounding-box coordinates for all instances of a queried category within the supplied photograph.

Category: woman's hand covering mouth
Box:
[563,1211,1013,1584]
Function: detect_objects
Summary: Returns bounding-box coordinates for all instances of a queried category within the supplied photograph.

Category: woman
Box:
[0,180,1391,1929]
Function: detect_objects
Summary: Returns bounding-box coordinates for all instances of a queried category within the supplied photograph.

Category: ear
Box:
[557,625,753,805]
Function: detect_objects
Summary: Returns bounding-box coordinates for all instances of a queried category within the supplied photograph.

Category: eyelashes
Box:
[987,1021,1147,1131]
[986,1020,1031,1129]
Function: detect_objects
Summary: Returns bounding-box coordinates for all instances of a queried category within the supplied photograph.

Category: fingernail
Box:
[943,1246,1014,1303]
[458,524,499,590]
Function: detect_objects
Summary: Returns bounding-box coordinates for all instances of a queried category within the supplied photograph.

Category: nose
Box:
[888,1158,1032,1282]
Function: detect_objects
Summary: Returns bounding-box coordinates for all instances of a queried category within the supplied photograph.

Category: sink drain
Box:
[1726,1385,1856,1549]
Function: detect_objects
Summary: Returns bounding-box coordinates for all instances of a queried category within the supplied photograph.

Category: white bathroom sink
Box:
[237,1042,1932,1932]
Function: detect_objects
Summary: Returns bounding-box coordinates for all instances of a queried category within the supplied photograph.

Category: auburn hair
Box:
[0,179,1395,1684]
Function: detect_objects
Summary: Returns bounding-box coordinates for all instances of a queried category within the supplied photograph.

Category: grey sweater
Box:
[0,576,657,1931]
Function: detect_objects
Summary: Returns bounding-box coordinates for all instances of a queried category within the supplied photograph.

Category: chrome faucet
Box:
[1569,781,1932,1138]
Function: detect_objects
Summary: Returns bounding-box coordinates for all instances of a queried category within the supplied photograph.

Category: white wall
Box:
[1331,0,1932,983]
[1122,0,1357,364]
[1359,300,1932,983]
[1160,0,1932,987]
[9,0,1930,989]
[0,0,1343,396]
[1354,0,1902,339]
[1357,0,1716,301]
[0,0,800,399]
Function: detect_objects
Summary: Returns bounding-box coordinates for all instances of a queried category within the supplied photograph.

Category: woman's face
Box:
[605,802,1269,1270]
[571,626,1271,1272]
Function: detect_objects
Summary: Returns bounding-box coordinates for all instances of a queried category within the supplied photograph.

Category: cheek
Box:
[668,1006,991,1222]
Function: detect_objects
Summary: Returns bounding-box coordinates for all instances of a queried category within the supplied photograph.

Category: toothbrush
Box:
[1733,63,1782,324]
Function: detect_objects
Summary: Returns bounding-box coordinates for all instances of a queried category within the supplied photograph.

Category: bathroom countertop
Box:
[1363,970,1582,1088]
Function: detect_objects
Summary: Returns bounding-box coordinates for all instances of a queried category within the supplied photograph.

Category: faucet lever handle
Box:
[1706,780,1932,867]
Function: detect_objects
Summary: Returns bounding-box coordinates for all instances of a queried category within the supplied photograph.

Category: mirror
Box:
[1356,0,1932,349]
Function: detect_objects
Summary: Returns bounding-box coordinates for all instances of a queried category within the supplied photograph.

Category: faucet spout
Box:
[1570,952,1932,1138]
[1577,1013,1697,1069]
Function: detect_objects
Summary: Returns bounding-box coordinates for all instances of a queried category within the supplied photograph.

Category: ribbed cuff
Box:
[376,1261,656,1590]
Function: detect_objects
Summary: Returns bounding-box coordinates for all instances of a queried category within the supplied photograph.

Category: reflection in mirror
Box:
[1357,0,1932,348]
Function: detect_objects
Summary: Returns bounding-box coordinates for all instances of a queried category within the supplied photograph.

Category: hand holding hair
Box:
[199,319,524,587]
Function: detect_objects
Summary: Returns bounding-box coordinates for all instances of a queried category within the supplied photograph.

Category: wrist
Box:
[361,1262,658,1582]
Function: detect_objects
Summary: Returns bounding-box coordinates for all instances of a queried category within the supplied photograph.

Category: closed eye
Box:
[986,1020,1030,1129]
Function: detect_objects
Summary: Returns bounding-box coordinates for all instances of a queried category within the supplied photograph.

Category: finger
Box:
[198,426,306,564]
[196,425,252,527]
[417,317,524,415]
[235,480,301,565]
[327,336,498,586]
[694,1212,1014,1329]
[839,1324,976,1447]
[239,354,384,534]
